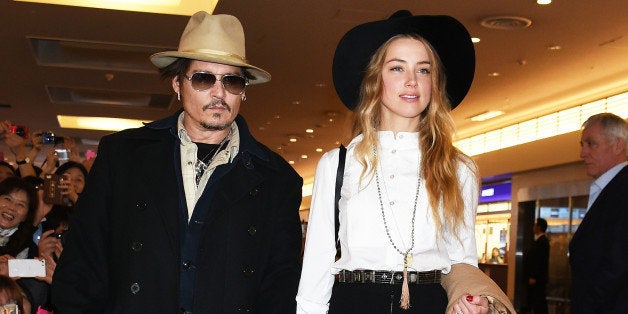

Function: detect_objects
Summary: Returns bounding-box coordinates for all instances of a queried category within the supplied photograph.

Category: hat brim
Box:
[332,12,475,110]
[150,51,271,85]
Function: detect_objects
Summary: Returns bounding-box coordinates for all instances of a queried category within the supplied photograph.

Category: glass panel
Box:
[476,214,510,264]
[570,195,588,234]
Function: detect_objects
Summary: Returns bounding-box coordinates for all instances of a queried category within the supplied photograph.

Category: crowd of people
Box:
[0,121,92,313]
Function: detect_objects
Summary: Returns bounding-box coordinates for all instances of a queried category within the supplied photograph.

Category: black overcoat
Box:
[52,113,303,313]
[569,165,627,314]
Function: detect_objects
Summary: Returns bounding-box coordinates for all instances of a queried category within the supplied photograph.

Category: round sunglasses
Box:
[182,72,248,95]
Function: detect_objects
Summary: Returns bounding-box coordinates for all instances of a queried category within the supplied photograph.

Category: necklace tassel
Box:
[400,266,410,309]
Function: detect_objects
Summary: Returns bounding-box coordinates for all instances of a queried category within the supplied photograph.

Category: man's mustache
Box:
[202,99,231,112]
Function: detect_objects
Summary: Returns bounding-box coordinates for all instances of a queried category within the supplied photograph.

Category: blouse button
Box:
[187,161,194,165]
[391,149,397,154]
[389,174,395,179]
[399,134,404,139]
[389,201,395,206]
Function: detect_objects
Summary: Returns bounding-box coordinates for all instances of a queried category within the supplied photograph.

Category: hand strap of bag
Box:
[334,145,346,251]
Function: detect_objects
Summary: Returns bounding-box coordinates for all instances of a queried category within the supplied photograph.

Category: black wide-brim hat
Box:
[332,10,475,110]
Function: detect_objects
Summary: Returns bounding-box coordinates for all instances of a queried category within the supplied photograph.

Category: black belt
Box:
[337,269,441,285]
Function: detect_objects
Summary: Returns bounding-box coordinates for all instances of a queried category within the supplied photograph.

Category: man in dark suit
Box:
[51,12,303,313]
[569,112,627,314]
[524,218,550,314]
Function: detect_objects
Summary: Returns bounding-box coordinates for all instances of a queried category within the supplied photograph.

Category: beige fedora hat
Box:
[150,11,270,85]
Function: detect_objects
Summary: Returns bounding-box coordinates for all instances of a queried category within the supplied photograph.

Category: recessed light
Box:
[488,72,501,77]
[301,155,308,159]
[306,129,314,133]
[289,160,295,164]
[547,45,562,50]
[316,148,323,152]
[472,37,481,43]
[469,110,505,122]
[274,115,281,119]
[314,83,326,87]
[292,100,301,105]
[537,0,552,5]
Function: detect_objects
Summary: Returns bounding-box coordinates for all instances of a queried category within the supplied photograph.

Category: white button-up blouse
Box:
[296,131,479,313]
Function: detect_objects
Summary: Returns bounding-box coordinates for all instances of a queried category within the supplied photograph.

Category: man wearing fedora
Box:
[52,12,303,313]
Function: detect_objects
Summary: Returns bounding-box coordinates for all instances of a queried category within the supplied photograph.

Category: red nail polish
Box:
[466,295,474,302]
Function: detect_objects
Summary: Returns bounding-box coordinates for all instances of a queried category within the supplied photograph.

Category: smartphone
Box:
[9,125,28,138]
[43,174,65,205]
[55,148,70,163]
[8,259,46,277]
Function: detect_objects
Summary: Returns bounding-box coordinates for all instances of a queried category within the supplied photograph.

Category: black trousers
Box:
[526,283,548,314]
[328,281,447,314]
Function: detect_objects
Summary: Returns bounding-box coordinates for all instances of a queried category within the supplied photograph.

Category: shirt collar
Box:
[593,161,627,192]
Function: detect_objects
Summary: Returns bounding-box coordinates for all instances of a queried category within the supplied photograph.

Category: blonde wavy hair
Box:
[351,34,477,237]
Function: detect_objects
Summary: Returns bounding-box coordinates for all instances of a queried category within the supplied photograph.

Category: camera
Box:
[49,232,65,239]
[41,131,56,144]
[9,125,29,138]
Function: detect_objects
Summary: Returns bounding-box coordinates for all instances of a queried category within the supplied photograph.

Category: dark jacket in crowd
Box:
[51,112,303,313]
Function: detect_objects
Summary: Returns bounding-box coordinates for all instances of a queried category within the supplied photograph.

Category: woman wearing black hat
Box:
[297,11,513,314]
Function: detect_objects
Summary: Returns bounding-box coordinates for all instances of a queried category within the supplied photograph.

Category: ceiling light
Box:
[305,129,314,133]
[58,115,151,131]
[469,111,505,122]
[488,72,501,77]
[301,155,308,159]
[547,45,562,50]
[316,148,323,152]
[537,0,552,5]
[288,160,295,165]
[472,37,481,43]
[16,0,218,15]
[289,137,298,143]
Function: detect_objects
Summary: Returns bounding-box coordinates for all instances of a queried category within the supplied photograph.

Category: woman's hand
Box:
[451,294,490,314]
[36,254,57,285]
[59,173,79,204]
[0,254,13,277]
[40,147,59,176]
[38,229,63,260]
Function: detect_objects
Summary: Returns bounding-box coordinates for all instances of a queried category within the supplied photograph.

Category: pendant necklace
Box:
[372,144,420,310]
[194,129,232,185]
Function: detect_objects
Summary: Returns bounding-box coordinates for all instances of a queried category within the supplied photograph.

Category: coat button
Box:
[247,226,257,236]
[131,242,143,252]
[182,261,192,270]
[130,282,140,294]
[238,305,251,312]
[249,188,258,197]
[242,266,255,276]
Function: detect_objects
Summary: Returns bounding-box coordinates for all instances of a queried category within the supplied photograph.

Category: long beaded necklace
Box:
[372,145,420,310]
